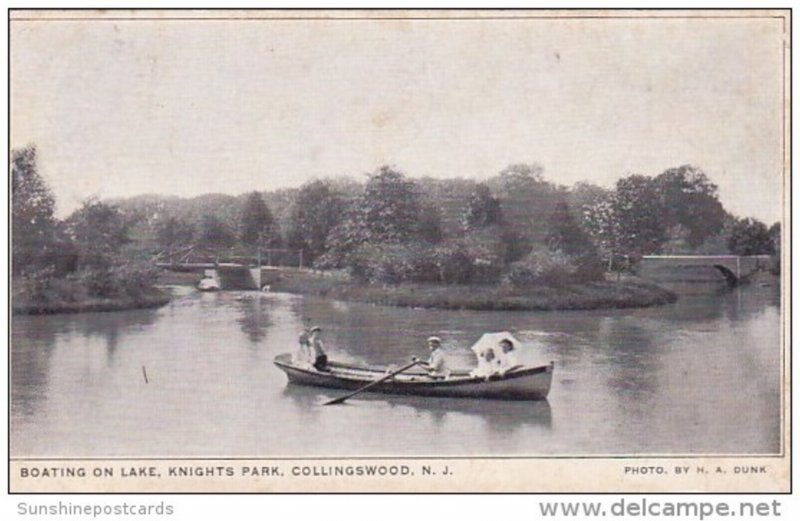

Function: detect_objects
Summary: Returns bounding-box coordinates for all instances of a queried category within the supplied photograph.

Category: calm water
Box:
[11,282,781,458]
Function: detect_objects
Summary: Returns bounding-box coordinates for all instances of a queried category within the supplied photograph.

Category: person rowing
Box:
[419,336,449,378]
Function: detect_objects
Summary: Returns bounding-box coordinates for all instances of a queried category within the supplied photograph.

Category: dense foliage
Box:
[13,144,780,301]
[12,148,161,308]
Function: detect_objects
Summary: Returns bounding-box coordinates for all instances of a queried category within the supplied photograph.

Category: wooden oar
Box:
[322,359,422,406]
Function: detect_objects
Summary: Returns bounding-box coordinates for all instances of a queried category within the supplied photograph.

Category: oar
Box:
[323,359,422,406]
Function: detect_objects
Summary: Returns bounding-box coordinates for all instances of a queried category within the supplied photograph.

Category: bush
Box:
[17,267,56,302]
[346,243,417,284]
[503,246,578,288]
[434,245,474,284]
[75,268,117,297]
[346,242,488,285]
[73,261,161,298]
[112,262,161,297]
[574,254,607,282]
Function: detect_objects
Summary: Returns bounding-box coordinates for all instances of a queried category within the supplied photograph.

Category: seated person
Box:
[308,326,328,371]
[419,336,448,378]
[470,347,497,379]
[295,329,311,366]
[495,338,520,375]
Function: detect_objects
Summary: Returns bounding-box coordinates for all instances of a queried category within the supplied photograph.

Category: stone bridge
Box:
[639,255,771,286]
[157,262,287,290]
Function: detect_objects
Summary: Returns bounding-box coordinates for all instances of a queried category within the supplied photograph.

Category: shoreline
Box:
[11,289,171,316]
[269,269,678,311]
[11,270,683,315]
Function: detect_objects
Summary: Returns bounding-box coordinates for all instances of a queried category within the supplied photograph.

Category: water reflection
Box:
[70,309,160,363]
[10,319,59,419]
[280,384,552,434]
[597,317,662,399]
[235,294,273,344]
[377,395,552,433]
[10,280,782,457]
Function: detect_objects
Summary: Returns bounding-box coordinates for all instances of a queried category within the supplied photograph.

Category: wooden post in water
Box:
[142,366,149,384]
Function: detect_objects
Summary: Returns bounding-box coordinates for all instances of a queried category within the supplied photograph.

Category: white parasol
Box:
[470,331,522,357]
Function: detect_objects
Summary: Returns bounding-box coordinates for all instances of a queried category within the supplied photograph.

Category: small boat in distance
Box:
[273,353,554,401]
[197,276,220,292]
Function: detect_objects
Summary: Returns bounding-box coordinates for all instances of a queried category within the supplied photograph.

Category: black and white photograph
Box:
[8,8,789,493]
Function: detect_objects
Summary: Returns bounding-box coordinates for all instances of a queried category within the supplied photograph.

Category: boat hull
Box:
[273,353,553,401]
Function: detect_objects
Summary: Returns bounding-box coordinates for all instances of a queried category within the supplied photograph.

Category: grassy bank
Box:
[12,288,171,316]
[270,269,677,311]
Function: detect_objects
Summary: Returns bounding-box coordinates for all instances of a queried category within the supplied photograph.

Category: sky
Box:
[10,11,787,223]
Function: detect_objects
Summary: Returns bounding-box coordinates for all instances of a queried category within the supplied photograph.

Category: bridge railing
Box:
[154,248,306,269]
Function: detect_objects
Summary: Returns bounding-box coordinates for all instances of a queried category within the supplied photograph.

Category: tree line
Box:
[13,144,781,295]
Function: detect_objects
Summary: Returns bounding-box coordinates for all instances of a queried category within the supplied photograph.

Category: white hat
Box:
[427,336,442,344]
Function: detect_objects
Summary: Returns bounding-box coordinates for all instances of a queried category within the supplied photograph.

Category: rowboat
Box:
[273,353,554,401]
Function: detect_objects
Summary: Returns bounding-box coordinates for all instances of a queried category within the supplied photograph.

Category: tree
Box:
[316,203,370,269]
[545,201,596,257]
[416,204,444,244]
[655,165,725,247]
[769,222,781,252]
[579,194,621,266]
[11,145,58,274]
[728,218,775,255]
[488,163,562,244]
[200,214,237,250]
[286,180,345,263]
[66,200,133,269]
[463,183,502,229]
[613,175,667,255]
[239,192,279,248]
[156,216,195,259]
[361,166,421,243]
[769,222,781,276]
[496,163,545,190]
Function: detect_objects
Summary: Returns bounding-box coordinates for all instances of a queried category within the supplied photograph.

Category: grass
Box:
[270,269,677,311]
[12,287,171,316]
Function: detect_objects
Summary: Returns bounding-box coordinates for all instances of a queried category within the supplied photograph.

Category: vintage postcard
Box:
[8,9,790,493]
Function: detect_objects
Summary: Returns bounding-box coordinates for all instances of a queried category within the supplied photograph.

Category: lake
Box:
[11,281,782,458]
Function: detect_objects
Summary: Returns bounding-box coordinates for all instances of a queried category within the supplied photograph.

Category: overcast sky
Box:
[11,12,787,223]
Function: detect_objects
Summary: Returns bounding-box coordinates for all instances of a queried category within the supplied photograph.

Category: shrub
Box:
[434,245,475,284]
[573,254,607,282]
[346,243,415,284]
[75,267,117,297]
[17,267,56,302]
[503,246,578,288]
[112,262,161,297]
[72,262,161,298]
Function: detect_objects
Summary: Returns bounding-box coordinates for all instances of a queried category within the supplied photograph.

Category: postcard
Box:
[8,8,790,493]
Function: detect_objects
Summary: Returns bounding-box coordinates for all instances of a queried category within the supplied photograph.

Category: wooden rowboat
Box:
[273,353,554,401]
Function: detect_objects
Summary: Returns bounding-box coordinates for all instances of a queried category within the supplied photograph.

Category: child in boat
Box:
[420,336,448,378]
[308,326,328,371]
[295,328,311,366]
[471,337,521,379]
[471,347,497,379]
